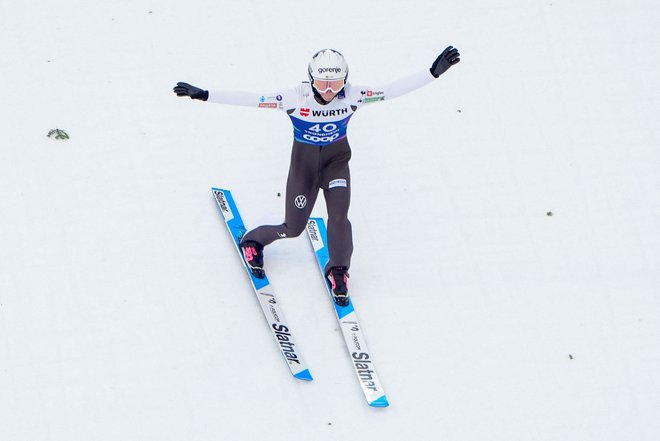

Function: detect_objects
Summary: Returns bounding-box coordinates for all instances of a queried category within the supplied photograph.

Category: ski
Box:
[306,218,389,407]
[211,188,313,381]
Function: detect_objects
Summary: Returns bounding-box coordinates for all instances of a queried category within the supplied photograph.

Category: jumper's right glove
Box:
[430,46,461,78]
[173,82,209,101]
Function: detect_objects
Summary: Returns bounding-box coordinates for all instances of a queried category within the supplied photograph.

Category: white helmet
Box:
[308,49,349,82]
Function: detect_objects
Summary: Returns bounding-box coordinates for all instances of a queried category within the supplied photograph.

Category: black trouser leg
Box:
[242,143,319,246]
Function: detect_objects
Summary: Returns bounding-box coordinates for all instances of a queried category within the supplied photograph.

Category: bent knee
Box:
[282,222,307,238]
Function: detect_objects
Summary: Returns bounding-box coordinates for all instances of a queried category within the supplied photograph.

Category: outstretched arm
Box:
[173,82,297,110]
[350,46,460,108]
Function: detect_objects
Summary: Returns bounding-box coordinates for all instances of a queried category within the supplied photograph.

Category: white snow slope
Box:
[1,1,659,440]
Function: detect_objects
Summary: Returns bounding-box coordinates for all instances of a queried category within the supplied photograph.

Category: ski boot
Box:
[327,266,350,307]
[240,240,265,279]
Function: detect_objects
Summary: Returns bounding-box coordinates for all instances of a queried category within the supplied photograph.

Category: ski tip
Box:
[369,395,390,407]
[211,187,228,193]
[294,369,314,381]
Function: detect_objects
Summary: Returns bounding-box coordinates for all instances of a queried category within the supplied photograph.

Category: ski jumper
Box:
[207,69,436,273]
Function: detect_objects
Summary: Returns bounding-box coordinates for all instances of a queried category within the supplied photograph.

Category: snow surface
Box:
[1,0,660,440]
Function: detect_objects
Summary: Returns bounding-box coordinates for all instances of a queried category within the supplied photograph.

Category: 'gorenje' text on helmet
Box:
[308,49,349,82]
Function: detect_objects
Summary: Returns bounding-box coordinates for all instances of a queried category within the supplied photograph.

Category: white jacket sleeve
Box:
[348,69,436,108]
[207,88,298,111]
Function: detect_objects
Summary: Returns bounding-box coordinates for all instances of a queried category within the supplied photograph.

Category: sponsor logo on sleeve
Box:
[258,95,281,107]
[363,90,385,103]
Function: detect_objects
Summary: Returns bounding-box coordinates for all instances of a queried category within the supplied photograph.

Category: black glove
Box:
[173,82,209,101]
[430,46,460,78]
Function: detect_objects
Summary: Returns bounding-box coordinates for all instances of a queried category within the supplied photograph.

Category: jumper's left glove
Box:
[430,46,460,78]
[173,82,209,101]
